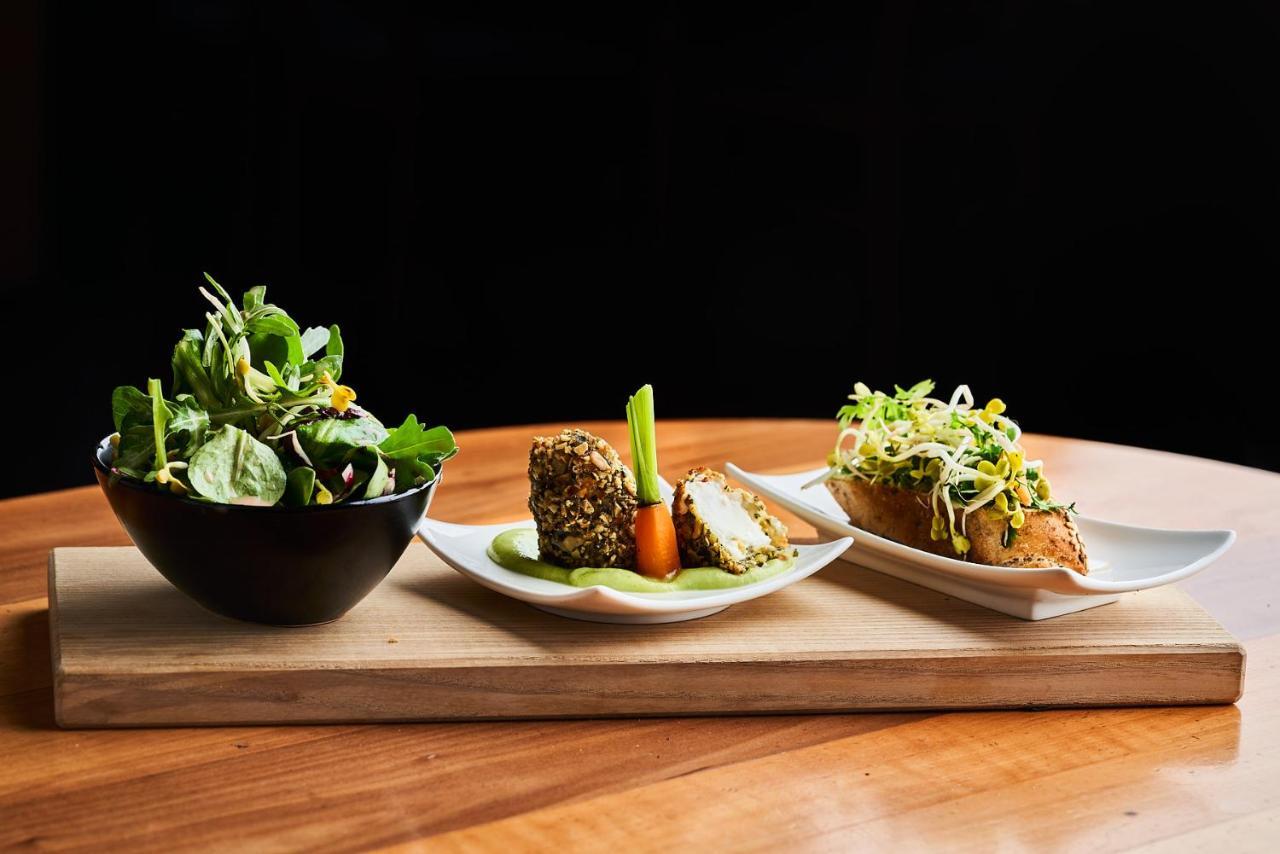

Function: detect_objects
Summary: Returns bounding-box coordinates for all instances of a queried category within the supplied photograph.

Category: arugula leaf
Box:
[167,394,211,457]
[114,424,158,471]
[188,425,287,505]
[111,386,152,432]
[378,415,457,462]
[376,415,457,490]
[171,329,219,410]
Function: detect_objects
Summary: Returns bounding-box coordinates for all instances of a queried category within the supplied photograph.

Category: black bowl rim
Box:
[92,435,440,513]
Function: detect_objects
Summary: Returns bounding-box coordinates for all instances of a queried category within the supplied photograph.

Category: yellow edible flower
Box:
[320,371,357,413]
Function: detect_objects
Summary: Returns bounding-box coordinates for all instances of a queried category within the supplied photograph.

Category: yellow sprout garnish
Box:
[320,371,357,412]
[154,461,189,495]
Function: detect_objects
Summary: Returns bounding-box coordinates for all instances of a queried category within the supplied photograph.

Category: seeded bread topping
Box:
[527,429,638,569]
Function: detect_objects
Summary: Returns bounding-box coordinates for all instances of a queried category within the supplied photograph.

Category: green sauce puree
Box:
[487,529,796,592]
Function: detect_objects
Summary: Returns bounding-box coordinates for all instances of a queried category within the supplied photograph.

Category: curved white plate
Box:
[416,515,851,624]
[726,464,1236,619]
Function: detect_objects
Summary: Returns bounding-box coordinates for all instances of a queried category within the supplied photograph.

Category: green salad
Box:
[108,274,457,507]
[813,380,1074,554]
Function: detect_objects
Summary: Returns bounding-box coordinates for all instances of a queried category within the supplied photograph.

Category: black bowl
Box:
[92,437,439,626]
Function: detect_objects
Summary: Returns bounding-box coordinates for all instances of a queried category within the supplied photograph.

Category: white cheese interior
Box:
[685,479,771,560]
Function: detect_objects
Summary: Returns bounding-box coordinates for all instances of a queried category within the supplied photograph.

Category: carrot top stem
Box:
[626,384,662,506]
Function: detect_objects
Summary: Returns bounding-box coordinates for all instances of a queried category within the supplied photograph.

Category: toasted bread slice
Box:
[825,477,1088,574]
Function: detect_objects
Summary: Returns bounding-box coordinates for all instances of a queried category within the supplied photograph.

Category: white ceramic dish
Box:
[725,464,1236,620]
[417,515,851,624]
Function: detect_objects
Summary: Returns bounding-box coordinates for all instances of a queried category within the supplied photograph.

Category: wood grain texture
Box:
[49,544,1242,726]
[2,420,1279,851]
[422,633,1280,854]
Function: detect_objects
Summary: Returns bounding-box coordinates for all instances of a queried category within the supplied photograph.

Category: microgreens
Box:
[815,380,1073,556]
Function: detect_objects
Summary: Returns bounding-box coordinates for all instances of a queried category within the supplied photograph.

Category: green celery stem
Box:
[626,384,662,506]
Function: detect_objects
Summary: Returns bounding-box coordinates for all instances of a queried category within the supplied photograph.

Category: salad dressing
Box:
[488,529,795,592]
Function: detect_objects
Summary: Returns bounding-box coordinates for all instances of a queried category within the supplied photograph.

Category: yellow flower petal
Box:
[320,371,357,412]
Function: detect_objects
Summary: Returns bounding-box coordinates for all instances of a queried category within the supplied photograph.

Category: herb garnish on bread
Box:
[810,381,1087,573]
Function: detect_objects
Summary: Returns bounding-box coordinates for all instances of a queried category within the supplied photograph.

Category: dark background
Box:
[4,2,1279,499]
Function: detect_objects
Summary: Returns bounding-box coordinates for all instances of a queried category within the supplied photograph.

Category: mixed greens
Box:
[108,274,457,506]
[812,380,1074,555]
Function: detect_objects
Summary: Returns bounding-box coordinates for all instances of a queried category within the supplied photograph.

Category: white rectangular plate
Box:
[726,464,1235,620]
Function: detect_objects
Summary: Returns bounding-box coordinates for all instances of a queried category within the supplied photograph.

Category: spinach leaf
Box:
[392,456,438,491]
[283,466,316,507]
[188,425,287,505]
[363,450,386,496]
[242,286,266,311]
[296,413,388,469]
[299,326,330,358]
[247,330,304,371]
[246,313,300,338]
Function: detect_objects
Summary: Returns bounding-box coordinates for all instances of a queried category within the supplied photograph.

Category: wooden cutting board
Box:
[49,544,1245,727]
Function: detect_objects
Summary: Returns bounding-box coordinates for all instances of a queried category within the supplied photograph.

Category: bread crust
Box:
[824,477,1088,574]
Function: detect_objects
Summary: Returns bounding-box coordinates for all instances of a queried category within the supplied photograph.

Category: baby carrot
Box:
[626,384,682,579]
[635,502,681,579]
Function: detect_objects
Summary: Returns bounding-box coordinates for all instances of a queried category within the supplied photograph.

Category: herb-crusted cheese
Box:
[671,468,794,574]
[527,429,638,569]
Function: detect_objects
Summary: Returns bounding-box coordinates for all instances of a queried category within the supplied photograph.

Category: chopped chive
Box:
[625,384,662,506]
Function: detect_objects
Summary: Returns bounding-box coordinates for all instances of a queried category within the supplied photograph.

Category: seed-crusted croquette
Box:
[528,429,638,568]
[671,467,794,574]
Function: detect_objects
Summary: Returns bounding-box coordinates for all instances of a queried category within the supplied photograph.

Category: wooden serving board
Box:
[49,544,1245,727]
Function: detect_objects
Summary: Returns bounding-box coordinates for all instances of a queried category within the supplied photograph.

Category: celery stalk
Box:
[625,384,662,506]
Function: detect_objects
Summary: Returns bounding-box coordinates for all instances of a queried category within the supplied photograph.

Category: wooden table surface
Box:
[3,420,1278,851]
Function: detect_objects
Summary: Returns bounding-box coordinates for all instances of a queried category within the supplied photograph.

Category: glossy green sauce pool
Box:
[487,529,796,592]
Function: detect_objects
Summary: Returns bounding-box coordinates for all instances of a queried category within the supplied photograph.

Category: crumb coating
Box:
[528,429,638,569]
